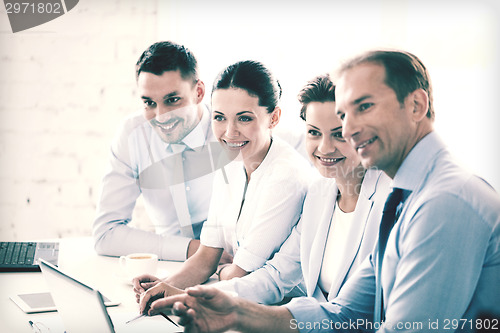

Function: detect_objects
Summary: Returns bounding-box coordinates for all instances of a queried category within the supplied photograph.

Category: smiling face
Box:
[335,63,422,178]
[138,70,204,144]
[211,88,279,174]
[305,102,361,179]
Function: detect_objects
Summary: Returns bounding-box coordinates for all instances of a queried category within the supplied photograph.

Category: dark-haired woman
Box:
[213,74,392,304]
[133,61,312,303]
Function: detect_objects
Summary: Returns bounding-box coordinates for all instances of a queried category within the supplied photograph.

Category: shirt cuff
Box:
[160,235,192,261]
[199,225,223,249]
[233,247,267,272]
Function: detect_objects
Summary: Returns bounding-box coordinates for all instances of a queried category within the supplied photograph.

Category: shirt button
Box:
[182,157,186,161]
[186,186,191,191]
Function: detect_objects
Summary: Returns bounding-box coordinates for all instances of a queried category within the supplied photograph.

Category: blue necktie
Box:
[374,188,404,323]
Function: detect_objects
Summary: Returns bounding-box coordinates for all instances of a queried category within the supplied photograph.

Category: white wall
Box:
[0,0,160,240]
[159,0,500,190]
[1,0,498,240]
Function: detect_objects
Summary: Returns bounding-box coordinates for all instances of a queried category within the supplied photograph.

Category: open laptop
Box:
[39,259,180,333]
[0,241,59,272]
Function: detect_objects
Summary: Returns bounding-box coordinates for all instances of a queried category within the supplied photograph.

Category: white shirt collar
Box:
[168,104,210,151]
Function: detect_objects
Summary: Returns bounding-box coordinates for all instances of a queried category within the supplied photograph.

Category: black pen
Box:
[125,313,146,324]
[28,320,38,333]
[136,291,178,327]
[126,312,178,327]
[160,312,179,327]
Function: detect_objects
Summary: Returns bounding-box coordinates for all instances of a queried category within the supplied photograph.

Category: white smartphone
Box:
[10,291,120,313]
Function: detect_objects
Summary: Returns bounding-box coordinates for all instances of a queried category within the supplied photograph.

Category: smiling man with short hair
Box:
[93,41,222,261]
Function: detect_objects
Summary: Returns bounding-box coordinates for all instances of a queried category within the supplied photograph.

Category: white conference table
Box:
[0,237,194,333]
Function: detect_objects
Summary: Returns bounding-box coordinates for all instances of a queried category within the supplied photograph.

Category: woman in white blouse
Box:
[133,61,312,300]
[209,74,392,304]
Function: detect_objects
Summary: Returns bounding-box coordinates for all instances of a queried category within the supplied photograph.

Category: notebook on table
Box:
[39,259,180,333]
[0,241,59,272]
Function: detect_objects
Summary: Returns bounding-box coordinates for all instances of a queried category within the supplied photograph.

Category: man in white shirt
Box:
[93,41,232,261]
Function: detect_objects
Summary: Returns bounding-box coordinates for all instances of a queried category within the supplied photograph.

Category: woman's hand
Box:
[132,274,161,303]
[139,281,185,315]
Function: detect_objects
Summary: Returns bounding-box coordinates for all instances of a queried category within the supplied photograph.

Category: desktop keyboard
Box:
[0,242,36,265]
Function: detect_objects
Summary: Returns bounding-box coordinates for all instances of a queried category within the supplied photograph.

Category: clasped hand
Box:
[132,274,184,315]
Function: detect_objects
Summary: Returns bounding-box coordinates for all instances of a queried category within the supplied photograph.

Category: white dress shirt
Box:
[200,137,313,272]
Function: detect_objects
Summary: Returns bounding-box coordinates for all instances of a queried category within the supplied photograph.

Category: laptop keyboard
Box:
[0,242,37,265]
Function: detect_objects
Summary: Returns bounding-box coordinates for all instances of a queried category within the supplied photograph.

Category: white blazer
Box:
[216,169,391,304]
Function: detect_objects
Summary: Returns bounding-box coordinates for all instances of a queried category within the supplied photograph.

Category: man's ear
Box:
[410,88,429,122]
[269,107,281,129]
[195,80,205,103]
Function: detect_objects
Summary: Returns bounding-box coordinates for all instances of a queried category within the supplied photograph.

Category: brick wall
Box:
[0,0,160,240]
[1,0,498,242]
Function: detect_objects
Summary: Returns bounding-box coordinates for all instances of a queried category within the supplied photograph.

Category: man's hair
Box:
[297,74,335,121]
[135,41,198,83]
[338,50,434,120]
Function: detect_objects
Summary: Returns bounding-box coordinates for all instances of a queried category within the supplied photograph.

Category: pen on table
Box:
[131,291,178,327]
[125,312,178,327]
[125,313,146,324]
[160,312,179,327]
[28,320,41,332]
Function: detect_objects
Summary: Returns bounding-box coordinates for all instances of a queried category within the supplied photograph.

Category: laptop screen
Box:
[40,259,115,333]
[39,259,180,333]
